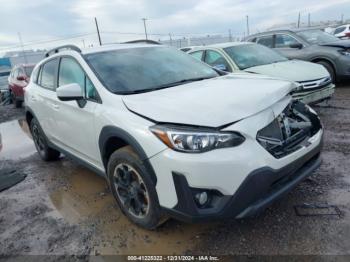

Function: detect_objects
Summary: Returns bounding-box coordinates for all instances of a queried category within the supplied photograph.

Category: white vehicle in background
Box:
[333,24,350,39]
[25,44,323,229]
[188,42,335,104]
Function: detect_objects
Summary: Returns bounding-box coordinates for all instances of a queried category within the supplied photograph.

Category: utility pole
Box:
[297,12,301,28]
[142,18,148,40]
[94,17,102,46]
[169,33,173,46]
[308,13,311,27]
[228,29,232,42]
[81,39,86,48]
[17,32,28,64]
[246,15,250,36]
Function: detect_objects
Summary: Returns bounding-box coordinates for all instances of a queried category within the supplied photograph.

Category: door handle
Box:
[52,103,59,110]
[31,95,37,102]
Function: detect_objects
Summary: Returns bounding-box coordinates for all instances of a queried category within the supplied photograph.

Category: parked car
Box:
[187,42,334,104]
[25,44,323,229]
[245,29,350,82]
[8,64,35,108]
[333,24,350,39]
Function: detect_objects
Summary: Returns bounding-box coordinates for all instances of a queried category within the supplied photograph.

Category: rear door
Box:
[53,56,100,166]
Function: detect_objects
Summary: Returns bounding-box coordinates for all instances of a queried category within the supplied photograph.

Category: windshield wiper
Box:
[120,76,215,95]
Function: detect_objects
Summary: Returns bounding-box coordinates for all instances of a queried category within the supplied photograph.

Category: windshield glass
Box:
[296,30,340,44]
[224,44,288,70]
[24,66,34,77]
[84,46,218,94]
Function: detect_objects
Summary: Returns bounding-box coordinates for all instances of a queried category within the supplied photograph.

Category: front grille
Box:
[257,101,321,158]
[297,77,332,92]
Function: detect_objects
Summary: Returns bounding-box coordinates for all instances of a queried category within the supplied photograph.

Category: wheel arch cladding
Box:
[98,126,157,185]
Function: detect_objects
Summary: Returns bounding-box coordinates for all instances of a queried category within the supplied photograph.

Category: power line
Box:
[0,32,95,51]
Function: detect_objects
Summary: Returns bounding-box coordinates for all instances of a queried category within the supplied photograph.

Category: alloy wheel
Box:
[113,163,150,218]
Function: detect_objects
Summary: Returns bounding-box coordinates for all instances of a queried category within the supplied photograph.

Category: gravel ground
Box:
[0,85,350,257]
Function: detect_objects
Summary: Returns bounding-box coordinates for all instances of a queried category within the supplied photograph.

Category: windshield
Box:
[296,30,340,44]
[84,46,218,94]
[24,66,34,77]
[223,44,288,70]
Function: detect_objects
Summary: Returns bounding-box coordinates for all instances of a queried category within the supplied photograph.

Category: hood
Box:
[319,40,350,48]
[244,60,329,82]
[122,73,294,127]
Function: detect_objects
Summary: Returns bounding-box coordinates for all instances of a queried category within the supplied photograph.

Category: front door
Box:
[53,56,100,167]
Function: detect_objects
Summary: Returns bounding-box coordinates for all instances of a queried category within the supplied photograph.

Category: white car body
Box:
[188,42,335,104]
[25,44,323,228]
[333,24,350,39]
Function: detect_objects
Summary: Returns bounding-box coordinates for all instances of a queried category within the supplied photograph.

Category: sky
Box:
[0,0,349,53]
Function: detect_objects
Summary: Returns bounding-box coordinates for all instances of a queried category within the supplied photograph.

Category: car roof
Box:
[247,28,322,38]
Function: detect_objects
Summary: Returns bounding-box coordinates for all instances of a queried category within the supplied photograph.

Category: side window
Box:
[256,35,274,48]
[275,34,299,48]
[334,26,346,34]
[40,59,58,90]
[189,51,204,61]
[204,50,231,72]
[59,57,99,102]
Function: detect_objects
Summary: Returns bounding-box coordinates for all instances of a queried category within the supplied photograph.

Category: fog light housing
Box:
[195,192,208,206]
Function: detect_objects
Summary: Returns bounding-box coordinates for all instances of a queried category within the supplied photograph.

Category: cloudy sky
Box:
[0,0,349,53]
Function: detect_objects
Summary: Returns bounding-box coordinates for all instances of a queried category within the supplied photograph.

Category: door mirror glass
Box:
[57,83,84,101]
[213,64,228,71]
[289,43,303,49]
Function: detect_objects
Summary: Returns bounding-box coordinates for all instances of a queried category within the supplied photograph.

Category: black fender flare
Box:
[98,126,158,185]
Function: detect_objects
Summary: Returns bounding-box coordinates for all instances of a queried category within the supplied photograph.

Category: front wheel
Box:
[316,61,336,83]
[30,118,60,161]
[107,146,164,229]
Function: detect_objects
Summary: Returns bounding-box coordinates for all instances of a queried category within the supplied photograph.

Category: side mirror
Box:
[17,75,26,81]
[289,43,303,49]
[213,64,228,72]
[57,83,84,101]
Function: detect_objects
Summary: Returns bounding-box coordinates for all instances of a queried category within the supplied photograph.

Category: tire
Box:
[316,60,336,83]
[30,118,61,161]
[107,146,164,229]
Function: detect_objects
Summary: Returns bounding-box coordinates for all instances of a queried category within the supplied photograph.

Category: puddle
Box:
[0,119,36,161]
[48,165,216,255]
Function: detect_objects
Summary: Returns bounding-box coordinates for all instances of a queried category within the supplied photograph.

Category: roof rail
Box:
[122,39,161,45]
[45,45,82,57]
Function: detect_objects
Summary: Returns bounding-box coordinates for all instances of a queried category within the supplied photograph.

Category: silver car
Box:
[245,29,350,82]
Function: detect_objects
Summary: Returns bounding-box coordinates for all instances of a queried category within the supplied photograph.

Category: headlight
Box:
[150,125,245,153]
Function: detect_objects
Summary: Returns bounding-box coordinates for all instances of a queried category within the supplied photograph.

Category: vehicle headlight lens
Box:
[150,125,245,153]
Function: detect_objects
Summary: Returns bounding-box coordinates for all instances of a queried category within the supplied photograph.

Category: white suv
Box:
[25,43,323,229]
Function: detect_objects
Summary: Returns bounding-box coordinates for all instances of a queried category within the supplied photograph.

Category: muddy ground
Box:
[0,85,350,258]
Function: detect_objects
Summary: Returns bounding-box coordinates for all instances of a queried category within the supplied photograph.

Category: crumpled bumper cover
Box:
[164,136,323,223]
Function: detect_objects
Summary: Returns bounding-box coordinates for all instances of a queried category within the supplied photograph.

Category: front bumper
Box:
[292,84,335,104]
[164,138,322,223]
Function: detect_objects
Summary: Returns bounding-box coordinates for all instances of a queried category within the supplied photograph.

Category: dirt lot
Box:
[1,85,350,257]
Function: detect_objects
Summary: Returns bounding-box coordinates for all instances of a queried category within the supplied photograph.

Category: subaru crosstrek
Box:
[25,43,323,229]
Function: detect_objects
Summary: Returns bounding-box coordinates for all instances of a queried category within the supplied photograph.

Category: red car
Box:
[8,64,35,108]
